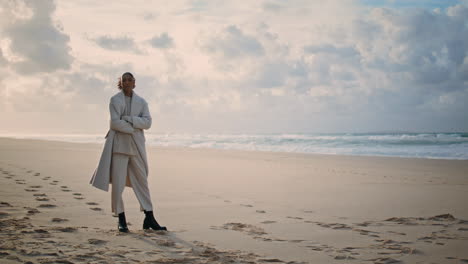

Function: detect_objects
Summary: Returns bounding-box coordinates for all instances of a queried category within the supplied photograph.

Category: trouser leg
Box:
[128,153,153,212]
[111,153,129,216]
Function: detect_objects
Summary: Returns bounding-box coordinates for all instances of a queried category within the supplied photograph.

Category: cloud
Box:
[2,0,468,133]
[262,2,283,12]
[149,32,174,49]
[143,12,157,21]
[0,0,73,75]
[359,0,459,10]
[202,25,264,58]
[5,60,136,112]
[0,48,7,66]
[90,35,141,53]
[359,6,467,91]
[304,44,359,58]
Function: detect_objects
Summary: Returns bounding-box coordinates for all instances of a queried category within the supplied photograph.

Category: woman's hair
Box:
[117,72,135,90]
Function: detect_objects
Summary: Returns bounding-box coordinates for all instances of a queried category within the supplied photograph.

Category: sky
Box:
[0,0,467,134]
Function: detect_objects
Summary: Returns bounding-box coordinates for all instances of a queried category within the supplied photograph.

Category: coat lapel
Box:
[130,91,140,117]
[117,91,126,115]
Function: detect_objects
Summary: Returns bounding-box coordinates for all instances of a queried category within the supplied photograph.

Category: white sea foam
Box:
[2,132,467,160]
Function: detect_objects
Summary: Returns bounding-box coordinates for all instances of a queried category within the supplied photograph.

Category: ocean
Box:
[3,132,468,160]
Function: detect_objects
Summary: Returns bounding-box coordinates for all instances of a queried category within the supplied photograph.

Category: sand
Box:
[0,137,467,264]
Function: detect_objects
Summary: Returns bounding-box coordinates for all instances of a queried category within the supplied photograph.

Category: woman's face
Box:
[122,75,135,91]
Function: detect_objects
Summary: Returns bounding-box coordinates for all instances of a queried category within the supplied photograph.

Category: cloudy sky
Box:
[0,0,467,134]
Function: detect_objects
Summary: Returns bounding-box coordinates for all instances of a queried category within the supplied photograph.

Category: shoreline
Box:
[1,136,466,162]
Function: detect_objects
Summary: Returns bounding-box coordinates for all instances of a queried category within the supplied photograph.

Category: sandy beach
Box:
[0,137,467,264]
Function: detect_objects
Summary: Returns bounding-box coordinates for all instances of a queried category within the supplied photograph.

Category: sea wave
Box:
[2,132,467,160]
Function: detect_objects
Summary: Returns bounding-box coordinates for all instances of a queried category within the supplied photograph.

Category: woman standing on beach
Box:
[90,72,167,232]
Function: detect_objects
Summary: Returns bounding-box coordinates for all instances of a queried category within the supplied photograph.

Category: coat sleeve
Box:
[109,98,135,134]
[132,101,152,130]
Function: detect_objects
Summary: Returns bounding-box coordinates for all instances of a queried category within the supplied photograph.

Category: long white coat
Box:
[90,90,152,192]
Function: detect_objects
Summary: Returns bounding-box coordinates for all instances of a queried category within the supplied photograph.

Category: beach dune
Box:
[0,137,467,263]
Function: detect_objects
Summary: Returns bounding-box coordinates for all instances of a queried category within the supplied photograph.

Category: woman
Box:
[90,72,167,232]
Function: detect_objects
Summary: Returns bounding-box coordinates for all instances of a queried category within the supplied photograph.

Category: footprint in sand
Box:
[307,244,331,252]
[60,186,68,189]
[368,257,403,264]
[34,172,40,176]
[50,182,58,185]
[315,222,363,232]
[24,188,38,192]
[35,197,50,201]
[355,229,381,238]
[74,197,85,200]
[90,207,103,211]
[33,193,47,197]
[260,258,289,263]
[289,239,305,243]
[72,193,82,196]
[29,185,42,189]
[334,255,355,260]
[0,211,10,218]
[38,204,57,208]
[0,202,12,207]
[53,180,59,183]
[86,202,99,206]
[26,208,41,214]
[240,204,254,207]
[286,216,304,220]
[261,220,277,224]
[88,238,108,245]
[388,231,407,236]
[156,240,176,247]
[61,189,72,192]
[53,227,77,232]
[33,228,49,234]
[51,218,69,223]
[215,222,267,236]
[256,210,266,213]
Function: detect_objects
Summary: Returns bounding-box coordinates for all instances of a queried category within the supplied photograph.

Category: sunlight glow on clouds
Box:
[0,0,467,134]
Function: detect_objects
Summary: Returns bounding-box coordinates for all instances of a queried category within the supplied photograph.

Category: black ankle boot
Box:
[118,212,129,232]
[143,210,167,231]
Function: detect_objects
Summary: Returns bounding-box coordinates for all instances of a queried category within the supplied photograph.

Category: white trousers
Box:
[111,153,153,216]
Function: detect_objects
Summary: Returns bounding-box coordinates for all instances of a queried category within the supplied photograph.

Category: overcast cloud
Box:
[0,0,467,134]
